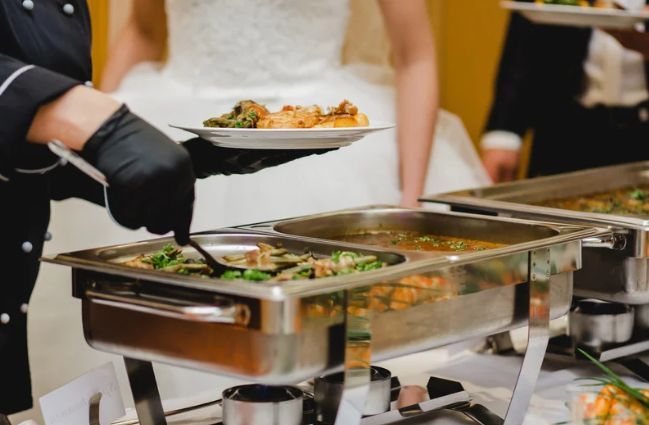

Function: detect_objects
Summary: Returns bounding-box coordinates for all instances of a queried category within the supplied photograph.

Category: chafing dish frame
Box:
[44,208,607,425]
[422,161,649,304]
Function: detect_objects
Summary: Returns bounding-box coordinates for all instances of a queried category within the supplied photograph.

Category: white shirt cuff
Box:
[480,131,523,151]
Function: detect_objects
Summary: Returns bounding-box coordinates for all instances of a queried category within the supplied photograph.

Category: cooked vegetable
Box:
[333,230,504,252]
[214,244,387,282]
[123,243,386,283]
[537,185,649,216]
[123,244,212,276]
[203,100,269,128]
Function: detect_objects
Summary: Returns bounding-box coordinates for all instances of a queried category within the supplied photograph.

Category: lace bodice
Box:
[164,0,350,93]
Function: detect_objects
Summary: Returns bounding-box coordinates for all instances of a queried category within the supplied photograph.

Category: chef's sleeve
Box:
[0,53,80,181]
[49,164,105,206]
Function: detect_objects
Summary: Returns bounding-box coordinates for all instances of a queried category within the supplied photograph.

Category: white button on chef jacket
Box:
[21,241,33,253]
[22,0,34,11]
[1,313,10,324]
[62,3,74,15]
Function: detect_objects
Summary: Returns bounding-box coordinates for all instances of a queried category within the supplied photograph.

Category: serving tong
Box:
[47,140,223,271]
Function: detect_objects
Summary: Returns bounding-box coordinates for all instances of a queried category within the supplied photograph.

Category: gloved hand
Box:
[181,137,336,178]
[82,105,195,245]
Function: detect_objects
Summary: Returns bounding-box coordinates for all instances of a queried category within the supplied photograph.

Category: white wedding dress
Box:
[113,0,490,232]
[20,0,490,417]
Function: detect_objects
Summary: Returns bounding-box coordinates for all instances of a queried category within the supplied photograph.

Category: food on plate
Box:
[123,244,212,276]
[202,100,269,129]
[332,230,505,252]
[203,99,369,129]
[536,185,649,216]
[572,349,649,424]
[122,243,386,282]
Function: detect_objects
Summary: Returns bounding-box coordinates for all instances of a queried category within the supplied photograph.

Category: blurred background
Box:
[88,0,527,170]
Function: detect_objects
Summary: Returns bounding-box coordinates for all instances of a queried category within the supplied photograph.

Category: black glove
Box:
[82,105,195,245]
[181,137,336,178]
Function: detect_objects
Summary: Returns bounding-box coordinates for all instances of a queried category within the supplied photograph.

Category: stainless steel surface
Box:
[581,234,627,250]
[270,208,571,248]
[333,286,372,425]
[600,338,649,361]
[48,140,109,187]
[45,231,407,300]
[222,385,303,425]
[636,304,649,329]
[187,238,222,272]
[569,299,635,349]
[89,392,102,425]
[614,357,649,382]
[124,358,166,425]
[424,161,649,304]
[315,366,392,424]
[86,288,249,324]
[459,404,504,425]
[504,248,551,425]
[44,208,601,384]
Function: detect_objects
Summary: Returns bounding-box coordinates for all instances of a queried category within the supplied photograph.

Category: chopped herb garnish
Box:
[220,270,242,280]
[242,269,272,281]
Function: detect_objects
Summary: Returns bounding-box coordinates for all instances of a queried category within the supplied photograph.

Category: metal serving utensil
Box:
[47,140,222,270]
[187,239,222,272]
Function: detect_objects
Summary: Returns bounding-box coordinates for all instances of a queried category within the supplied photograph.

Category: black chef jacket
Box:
[0,0,103,414]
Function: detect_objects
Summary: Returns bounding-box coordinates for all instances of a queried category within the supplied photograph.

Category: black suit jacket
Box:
[485,13,592,138]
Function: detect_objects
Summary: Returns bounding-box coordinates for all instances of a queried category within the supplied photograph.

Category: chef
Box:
[0,0,324,414]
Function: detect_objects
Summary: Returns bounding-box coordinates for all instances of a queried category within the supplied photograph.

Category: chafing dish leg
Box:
[331,287,372,425]
[504,248,551,425]
[614,357,649,382]
[124,357,167,425]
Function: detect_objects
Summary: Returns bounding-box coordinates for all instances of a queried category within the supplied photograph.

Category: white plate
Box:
[501,1,649,29]
[170,121,395,149]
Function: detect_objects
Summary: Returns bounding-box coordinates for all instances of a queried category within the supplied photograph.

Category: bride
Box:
[101,0,489,231]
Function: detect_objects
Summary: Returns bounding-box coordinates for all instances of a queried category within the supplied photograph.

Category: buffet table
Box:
[45,206,606,425]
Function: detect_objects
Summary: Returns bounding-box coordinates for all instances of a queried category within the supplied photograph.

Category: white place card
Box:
[39,362,125,425]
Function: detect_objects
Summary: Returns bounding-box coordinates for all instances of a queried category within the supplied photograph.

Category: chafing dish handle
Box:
[85,289,250,325]
[582,234,627,251]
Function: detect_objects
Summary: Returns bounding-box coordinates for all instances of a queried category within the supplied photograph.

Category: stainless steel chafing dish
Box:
[44,207,606,425]
[422,161,649,305]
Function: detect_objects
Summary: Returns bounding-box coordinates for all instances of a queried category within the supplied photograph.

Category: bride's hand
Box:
[400,194,421,209]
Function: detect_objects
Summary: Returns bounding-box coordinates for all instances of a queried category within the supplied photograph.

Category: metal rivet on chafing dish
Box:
[20,304,28,314]
[44,232,52,241]
[1,314,10,324]
[21,241,33,254]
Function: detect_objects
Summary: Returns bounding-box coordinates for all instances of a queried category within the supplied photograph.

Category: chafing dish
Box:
[569,299,635,350]
[423,161,649,305]
[45,207,606,425]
